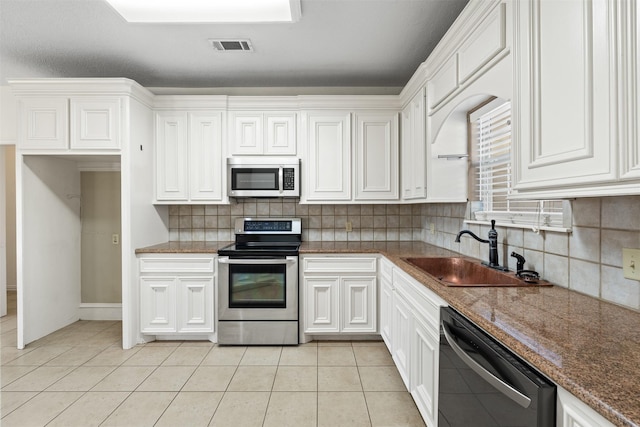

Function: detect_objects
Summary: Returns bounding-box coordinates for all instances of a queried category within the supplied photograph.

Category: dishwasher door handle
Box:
[442,322,532,409]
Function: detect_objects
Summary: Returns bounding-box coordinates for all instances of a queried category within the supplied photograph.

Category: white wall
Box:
[1,86,18,317]
[81,171,122,304]
[19,156,82,347]
[0,148,6,317]
[1,86,17,144]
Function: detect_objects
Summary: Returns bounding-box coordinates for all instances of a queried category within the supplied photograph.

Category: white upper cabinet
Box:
[156,112,188,201]
[70,97,121,149]
[427,2,508,112]
[189,113,224,201]
[155,111,224,203]
[354,111,399,201]
[428,56,458,110]
[18,96,121,151]
[302,111,352,201]
[457,3,506,85]
[401,89,427,200]
[229,111,296,155]
[513,0,623,197]
[301,108,401,203]
[19,97,68,150]
[619,0,640,181]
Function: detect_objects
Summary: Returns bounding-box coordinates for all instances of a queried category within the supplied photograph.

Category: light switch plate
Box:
[622,248,640,280]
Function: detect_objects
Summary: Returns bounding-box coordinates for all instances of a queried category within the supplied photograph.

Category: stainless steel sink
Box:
[402,257,550,287]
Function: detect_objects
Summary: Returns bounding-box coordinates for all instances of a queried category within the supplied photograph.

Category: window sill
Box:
[463,220,572,234]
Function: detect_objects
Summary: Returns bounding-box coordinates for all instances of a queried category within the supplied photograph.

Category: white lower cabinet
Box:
[557,386,615,427]
[391,287,412,388]
[411,312,440,427]
[379,257,394,347]
[138,254,216,340]
[382,260,445,427]
[302,255,377,335]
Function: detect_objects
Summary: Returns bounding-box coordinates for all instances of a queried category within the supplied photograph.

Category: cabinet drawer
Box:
[139,256,215,274]
[303,256,377,273]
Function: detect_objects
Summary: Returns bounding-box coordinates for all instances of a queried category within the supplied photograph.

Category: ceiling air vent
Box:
[210,39,253,52]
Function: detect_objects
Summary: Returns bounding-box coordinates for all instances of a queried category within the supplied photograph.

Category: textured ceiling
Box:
[0,0,468,90]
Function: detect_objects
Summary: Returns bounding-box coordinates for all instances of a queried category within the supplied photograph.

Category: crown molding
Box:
[7,78,155,107]
[153,95,228,110]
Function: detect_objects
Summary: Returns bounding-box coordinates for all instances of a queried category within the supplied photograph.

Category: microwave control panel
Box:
[283,168,296,190]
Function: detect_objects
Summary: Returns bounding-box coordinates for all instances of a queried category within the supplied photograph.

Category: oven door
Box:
[218,256,298,321]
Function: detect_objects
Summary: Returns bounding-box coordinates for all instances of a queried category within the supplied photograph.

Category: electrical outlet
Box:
[622,248,640,280]
[430,223,435,234]
[112,234,120,245]
[345,221,352,232]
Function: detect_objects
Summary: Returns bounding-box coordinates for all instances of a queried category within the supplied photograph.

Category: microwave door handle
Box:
[441,322,532,409]
[278,167,284,194]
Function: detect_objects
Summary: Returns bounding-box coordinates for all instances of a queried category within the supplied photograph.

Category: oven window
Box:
[229,264,286,308]
[232,168,279,190]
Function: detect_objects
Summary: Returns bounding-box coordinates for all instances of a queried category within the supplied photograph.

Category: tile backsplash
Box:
[168,195,640,311]
[168,200,424,243]
[422,196,640,312]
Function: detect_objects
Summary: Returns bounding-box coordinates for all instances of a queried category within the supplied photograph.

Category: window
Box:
[468,99,571,231]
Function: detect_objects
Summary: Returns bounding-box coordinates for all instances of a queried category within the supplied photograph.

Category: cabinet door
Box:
[19,97,68,150]
[379,274,394,349]
[156,112,188,201]
[304,112,352,201]
[620,0,640,180]
[391,290,412,389]
[70,97,121,149]
[457,3,507,85]
[402,90,427,200]
[341,276,376,333]
[230,112,262,155]
[189,112,223,201]
[428,55,458,110]
[514,0,616,192]
[354,111,399,200]
[177,276,214,333]
[411,314,439,427]
[557,387,615,427]
[304,276,340,333]
[140,277,177,333]
[265,113,296,155]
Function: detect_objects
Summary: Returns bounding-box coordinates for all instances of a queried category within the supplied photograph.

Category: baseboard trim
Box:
[78,303,122,321]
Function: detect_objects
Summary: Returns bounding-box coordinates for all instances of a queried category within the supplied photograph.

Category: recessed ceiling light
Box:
[104,0,301,23]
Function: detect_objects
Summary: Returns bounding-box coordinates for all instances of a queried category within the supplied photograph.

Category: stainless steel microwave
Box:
[227,157,300,198]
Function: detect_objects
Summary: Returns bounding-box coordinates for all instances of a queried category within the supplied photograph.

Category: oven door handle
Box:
[442,321,532,409]
[218,257,297,265]
[278,167,284,194]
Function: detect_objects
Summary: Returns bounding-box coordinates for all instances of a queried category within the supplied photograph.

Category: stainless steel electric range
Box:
[217,218,301,345]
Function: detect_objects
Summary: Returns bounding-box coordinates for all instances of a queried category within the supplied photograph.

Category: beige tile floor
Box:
[1,292,425,426]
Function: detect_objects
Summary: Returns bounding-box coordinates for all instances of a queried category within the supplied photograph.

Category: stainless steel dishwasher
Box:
[439,307,556,427]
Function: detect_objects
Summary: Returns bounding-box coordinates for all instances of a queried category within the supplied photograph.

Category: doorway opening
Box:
[79,171,122,320]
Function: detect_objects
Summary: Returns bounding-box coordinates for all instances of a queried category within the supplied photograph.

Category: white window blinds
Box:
[471,100,569,230]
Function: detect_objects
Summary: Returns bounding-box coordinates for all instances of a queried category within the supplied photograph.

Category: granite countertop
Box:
[136,240,640,427]
[135,241,233,253]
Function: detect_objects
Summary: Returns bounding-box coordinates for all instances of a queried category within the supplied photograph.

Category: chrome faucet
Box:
[455,220,506,270]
